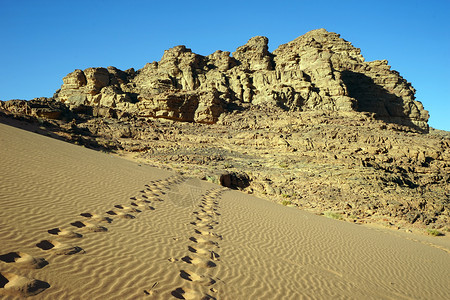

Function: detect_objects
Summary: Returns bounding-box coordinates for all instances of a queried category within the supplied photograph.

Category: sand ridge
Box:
[1,123,449,299]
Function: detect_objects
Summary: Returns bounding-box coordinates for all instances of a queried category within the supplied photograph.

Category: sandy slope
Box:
[0,122,449,299]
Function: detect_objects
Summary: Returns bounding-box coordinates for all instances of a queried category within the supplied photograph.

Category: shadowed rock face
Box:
[52,29,429,131]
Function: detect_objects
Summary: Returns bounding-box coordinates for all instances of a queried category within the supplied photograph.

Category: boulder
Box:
[219,172,251,189]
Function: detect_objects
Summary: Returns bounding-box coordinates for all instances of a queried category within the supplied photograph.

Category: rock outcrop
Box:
[0,98,69,120]
[53,29,429,131]
[2,29,444,233]
[56,67,137,112]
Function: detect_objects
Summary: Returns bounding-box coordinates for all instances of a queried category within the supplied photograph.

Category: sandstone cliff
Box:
[54,29,429,131]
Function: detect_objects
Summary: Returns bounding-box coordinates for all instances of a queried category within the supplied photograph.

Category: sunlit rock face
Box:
[54,29,429,130]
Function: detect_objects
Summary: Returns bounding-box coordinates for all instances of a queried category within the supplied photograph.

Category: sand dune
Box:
[0,122,449,299]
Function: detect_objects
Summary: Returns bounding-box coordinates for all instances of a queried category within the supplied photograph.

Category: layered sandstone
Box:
[53,29,429,130]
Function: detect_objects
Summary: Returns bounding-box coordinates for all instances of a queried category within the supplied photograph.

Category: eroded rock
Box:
[51,29,429,130]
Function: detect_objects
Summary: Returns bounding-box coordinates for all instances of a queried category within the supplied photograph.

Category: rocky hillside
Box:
[54,29,429,131]
[1,29,448,234]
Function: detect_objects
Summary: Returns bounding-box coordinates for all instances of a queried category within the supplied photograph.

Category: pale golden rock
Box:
[53,29,429,131]
[232,36,274,71]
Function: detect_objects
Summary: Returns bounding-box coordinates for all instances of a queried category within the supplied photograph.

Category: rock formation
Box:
[53,29,429,131]
[0,98,69,120]
[1,29,447,233]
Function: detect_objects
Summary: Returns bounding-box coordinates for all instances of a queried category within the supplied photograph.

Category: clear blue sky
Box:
[1,0,449,130]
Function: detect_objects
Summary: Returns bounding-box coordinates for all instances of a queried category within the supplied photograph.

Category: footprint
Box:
[48,227,82,238]
[132,196,151,203]
[171,287,209,300]
[201,209,220,216]
[181,256,216,268]
[203,203,218,209]
[106,210,135,219]
[143,282,159,296]
[200,202,218,209]
[193,211,213,219]
[114,205,141,213]
[130,201,154,210]
[132,194,148,199]
[145,197,162,203]
[194,229,222,240]
[189,237,219,247]
[204,194,218,199]
[143,189,163,196]
[144,189,161,195]
[142,193,163,201]
[70,221,107,232]
[80,213,113,223]
[0,272,50,297]
[179,270,216,286]
[195,217,218,225]
[144,183,159,189]
[136,199,152,205]
[199,204,217,210]
[0,252,48,269]
[36,240,83,255]
[145,189,164,196]
[187,247,220,261]
[190,222,214,230]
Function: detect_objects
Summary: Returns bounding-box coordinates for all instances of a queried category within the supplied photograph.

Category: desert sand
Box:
[0,122,449,299]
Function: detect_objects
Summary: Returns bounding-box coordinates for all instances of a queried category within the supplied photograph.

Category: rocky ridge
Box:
[54,29,429,131]
[1,29,448,234]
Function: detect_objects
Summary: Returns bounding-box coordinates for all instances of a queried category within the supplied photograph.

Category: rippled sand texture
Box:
[0,123,449,299]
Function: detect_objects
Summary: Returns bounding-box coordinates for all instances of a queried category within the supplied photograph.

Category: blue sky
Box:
[1,0,449,130]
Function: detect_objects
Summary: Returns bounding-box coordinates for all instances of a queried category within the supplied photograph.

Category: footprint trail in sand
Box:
[170,187,227,300]
[0,174,185,298]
